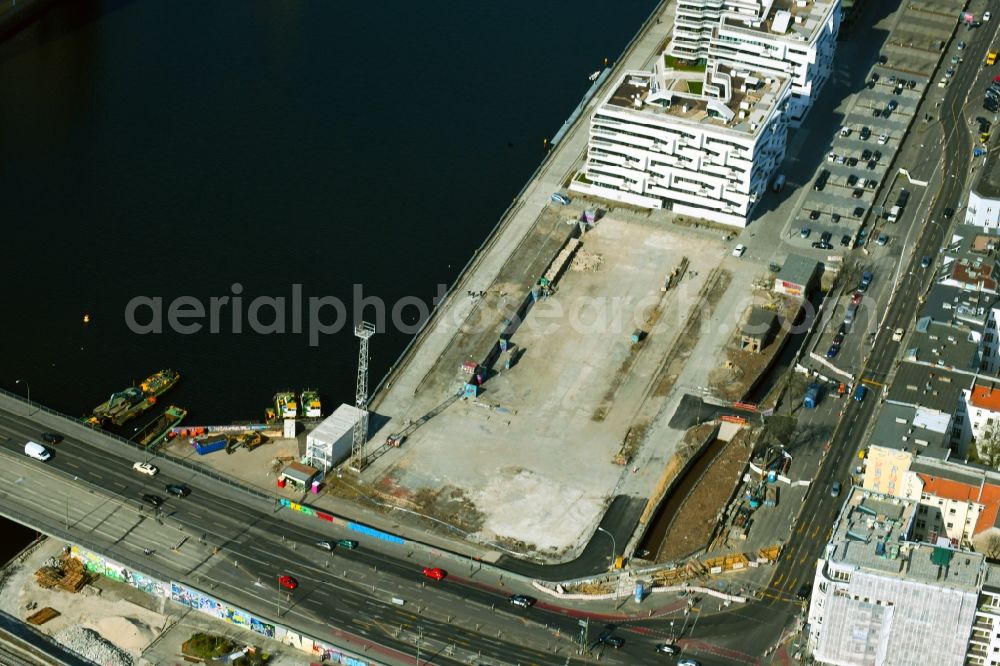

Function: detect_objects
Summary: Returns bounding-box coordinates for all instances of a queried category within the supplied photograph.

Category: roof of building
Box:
[975,483,1000,534]
[904,319,981,372]
[947,255,998,292]
[827,488,982,590]
[776,254,819,288]
[909,459,984,489]
[742,306,776,338]
[974,144,1000,200]
[307,404,363,444]
[280,461,320,484]
[719,0,837,43]
[605,61,790,136]
[919,283,996,327]
[870,403,950,459]
[971,383,1000,412]
[885,362,969,414]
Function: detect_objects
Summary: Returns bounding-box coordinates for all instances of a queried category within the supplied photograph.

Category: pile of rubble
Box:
[56,626,132,666]
[570,250,604,272]
[34,554,87,592]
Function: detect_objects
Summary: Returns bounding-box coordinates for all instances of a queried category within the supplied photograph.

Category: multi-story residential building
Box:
[569,62,792,227]
[807,487,982,665]
[966,149,1000,230]
[668,0,841,125]
[967,382,1000,443]
[885,362,971,451]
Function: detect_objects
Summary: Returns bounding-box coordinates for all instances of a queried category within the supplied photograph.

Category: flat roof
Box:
[605,61,790,135]
[885,362,969,414]
[919,283,996,327]
[719,0,837,43]
[742,306,776,336]
[828,488,982,590]
[776,253,819,287]
[905,319,981,372]
[870,403,949,459]
[309,403,363,443]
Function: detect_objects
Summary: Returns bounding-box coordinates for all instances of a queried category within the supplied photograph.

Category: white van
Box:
[24,441,51,462]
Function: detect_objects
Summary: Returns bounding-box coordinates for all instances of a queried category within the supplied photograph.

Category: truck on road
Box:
[804,383,821,409]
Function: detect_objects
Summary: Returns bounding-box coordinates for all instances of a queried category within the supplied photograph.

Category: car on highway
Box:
[23,442,51,462]
[984,11,991,21]
[165,484,190,498]
[40,433,63,444]
[656,643,681,654]
[946,68,955,78]
[958,40,966,49]
[858,270,873,292]
[944,207,954,219]
[921,256,932,268]
[678,659,702,666]
[278,575,298,590]
[550,193,570,205]
[337,539,359,549]
[601,636,624,649]
[831,481,842,498]
[796,584,812,600]
[841,234,852,247]
[800,227,811,239]
[854,385,867,402]
[732,244,746,257]
[422,567,447,581]
[834,330,846,345]
[892,328,904,342]
[132,462,158,476]
[860,126,871,140]
[509,594,536,608]
[315,540,336,551]
[826,345,840,359]
[141,494,164,507]
[809,209,821,220]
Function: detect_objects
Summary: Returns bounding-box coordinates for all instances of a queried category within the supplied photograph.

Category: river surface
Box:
[0,0,657,556]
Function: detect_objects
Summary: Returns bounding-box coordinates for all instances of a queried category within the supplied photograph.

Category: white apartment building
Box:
[667,0,841,125]
[807,487,982,665]
[569,62,792,227]
[966,150,1000,230]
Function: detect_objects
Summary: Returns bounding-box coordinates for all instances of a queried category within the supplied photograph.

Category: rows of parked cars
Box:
[826,271,873,360]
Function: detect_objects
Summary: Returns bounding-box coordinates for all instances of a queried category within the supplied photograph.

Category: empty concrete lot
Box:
[366,216,734,559]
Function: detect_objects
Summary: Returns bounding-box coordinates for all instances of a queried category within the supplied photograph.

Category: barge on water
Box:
[132,405,187,448]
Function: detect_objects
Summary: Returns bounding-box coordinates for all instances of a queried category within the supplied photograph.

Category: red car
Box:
[278,575,298,590]
[851,291,863,305]
[422,567,446,581]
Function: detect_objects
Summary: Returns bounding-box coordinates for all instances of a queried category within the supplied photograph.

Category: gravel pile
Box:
[56,626,133,666]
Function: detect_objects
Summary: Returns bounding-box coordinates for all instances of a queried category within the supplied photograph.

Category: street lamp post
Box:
[15,379,30,416]
[596,526,617,570]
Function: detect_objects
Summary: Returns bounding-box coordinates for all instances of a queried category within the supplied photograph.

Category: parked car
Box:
[851,291,863,305]
[811,241,833,250]
[821,231,832,243]
[852,188,864,199]
[422,567,447,581]
[278,575,298,590]
[877,234,889,246]
[878,132,889,145]
[854,385,867,402]
[809,209,821,220]
[866,159,878,170]
[871,107,881,117]
[861,149,872,161]
[132,462,158,476]
[841,234,852,247]
[958,40,966,50]
[831,213,841,223]
[871,72,880,83]
[732,244,747,257]
[847,157,858,167]
[873,150,882,161]
[858,270,873,292]
[826,345,840,359]
[853,206,866,218]
[800,227,811,238]
[887,99,898,111]
[847,174,858,187]
[509,594,536,608]
[860,126,871,140]
[550,193,570,205]
[833,331,845,345]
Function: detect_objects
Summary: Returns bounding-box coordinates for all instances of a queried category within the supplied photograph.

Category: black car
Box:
[841,234,852,247]
[821,231,832,243]
[811,241,833,250]
[601,636,624,649]
[860,126,871,140]
[165,484,190,498]
[847,174,858,187]
[873,150,882,161]
[809,209,820,220]
[907,79,916,89]
[853,206,866,218]
[834,331,846,345]
[509,594,536,608]
[846,157,858,167]
[831,213,841,223]
[871,72,880,83]
[40,433,63,444]
[866,159,877,170]
[142,494,164,507]
[796,584,812,600]
[887,99,898,112]
[861,149,872,161]
[852,188,864,199]
[871,107,881,117]
[814,180,826,191]
[878,55,888,64]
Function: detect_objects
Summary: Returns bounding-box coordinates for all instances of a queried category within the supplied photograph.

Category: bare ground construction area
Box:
[364,213,751,561]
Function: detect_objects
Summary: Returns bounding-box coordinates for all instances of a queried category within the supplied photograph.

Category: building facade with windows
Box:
[667,0,841,125]
[966,149,1000,229]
